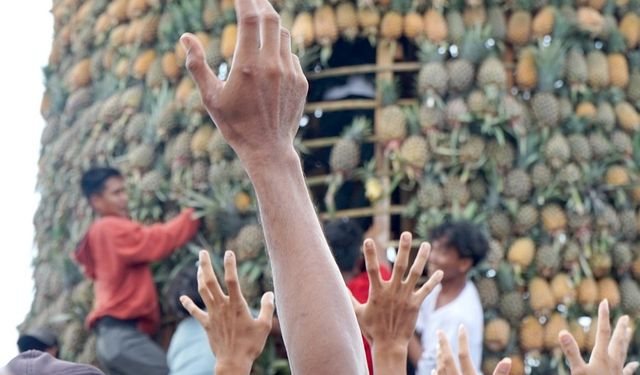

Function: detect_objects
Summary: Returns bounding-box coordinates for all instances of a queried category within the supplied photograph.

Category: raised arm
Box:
[435,326,511,375]
[351,232,443,375]
[180,0,366,371]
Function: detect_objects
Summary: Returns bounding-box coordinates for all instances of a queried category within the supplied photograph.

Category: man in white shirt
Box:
[408,220,488,375]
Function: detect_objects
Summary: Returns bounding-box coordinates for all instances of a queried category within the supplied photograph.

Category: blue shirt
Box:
[167,317,216,375]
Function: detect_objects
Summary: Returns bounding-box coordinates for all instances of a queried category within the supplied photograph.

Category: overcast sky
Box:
[0,2,51,363]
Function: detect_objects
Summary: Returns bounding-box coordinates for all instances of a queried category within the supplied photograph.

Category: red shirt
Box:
[347,264,392,375]
[73,209,199,335]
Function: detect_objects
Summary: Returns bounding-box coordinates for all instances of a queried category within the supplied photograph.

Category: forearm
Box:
[372,344,408,375]
[408,335,422,368]
[245,150,366,374]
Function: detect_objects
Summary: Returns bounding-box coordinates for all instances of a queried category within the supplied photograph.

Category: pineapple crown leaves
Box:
[628,51,640,72]
[404,105,422,135]
[535,38,566,92]
[604,27,627,54]
[417,40,447,63]
[389,0,413,14]
[378,78,400,106]
[341,116,372,141]
[459,24,491,64]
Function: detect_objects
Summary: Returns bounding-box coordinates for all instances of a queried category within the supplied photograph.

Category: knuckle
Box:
[262,12,280,25]
[241,13,260,26]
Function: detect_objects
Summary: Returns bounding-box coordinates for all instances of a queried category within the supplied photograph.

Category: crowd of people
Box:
[4,0,640,373]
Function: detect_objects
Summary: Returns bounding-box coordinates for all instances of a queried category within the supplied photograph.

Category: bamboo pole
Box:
[305,62,422,80]
[304,98,417,114]
[318,205,406,220]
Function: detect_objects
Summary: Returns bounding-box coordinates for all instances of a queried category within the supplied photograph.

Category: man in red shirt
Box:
[73,167,199,375]
[324,219,391,374]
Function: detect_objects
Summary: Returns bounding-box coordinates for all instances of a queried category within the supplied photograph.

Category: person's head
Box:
[80,167,128,218]
[324,219,364,279]
[16,328,59,358]
[167,262,205,319]
[5,350,104,375]
[428,220,488,283]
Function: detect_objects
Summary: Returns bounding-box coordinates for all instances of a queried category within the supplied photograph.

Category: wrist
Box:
[242,148,301,177]
[214,358,253,375]
[372,342,408,374]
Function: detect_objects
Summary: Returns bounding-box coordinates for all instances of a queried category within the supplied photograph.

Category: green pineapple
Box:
[595,101,616,131]
[504,168,532,201]
[417,41,449,97]
[535,244,560,278]
[416,179,444,209]
[475,277,500,309]
[477,56,508,89]
[514,204,539,235]
[613,242,634,274]
[568,133,592,163]
[447,25,490,93]
[234,224,264,262]
[620,278,640,314]
[544,132,570,170]
[488,211,511,241]
[499,291,526,324]
[486,140,515,170]
[399,108,430,170]
[443,175,471,206]
[611,130,633,156]
[458,135,486,168]
[330,117,371,174]
[565,46,588,88]
[588,132,612,160]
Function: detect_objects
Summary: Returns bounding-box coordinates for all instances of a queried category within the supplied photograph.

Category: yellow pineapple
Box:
[619,13,640,49]
[541,204,567,233]
[314,5,339,46]
[551,273,576,305]
[507,237,535,269]
[515,47,537,91]
[519,316,544,352]
[484,318,511,352]
[221,23,237,61]
[380,11,404,41]
[191,125,215,159]
[507,10,531,46]
[544,313,568,350]
[336,2,359,41]
[577,278,599,309]
[132,49,156,79]
[292,12,315,50]
[598,277,621,309]
[403,11,424,40]
[531,6,555,38]
[529,277,556,314]
[424,9,448,43]
[161,51,181,82]
[615,102,640,132]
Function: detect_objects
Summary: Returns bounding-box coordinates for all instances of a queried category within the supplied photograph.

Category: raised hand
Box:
[181,0,308,168]
[558,299,639,375]
[351,232,443,374]
[180,250,274,375]
[435,326,511,375]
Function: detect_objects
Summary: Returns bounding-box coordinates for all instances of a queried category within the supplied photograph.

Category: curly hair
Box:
[430,220,489,266]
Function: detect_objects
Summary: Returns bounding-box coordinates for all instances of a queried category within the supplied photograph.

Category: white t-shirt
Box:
[415,281,484,375]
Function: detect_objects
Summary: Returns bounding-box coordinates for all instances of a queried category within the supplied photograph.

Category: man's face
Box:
[427,238,471,283]
[90,177,129,218]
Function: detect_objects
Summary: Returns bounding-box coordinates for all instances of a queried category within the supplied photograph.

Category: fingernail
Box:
[179,35,191,51]
[401,232,410,243]
[435,270,444,281]
[225,250,232,259]
[559,330,571,345]
[266,291,275,303]
[365,239,374,250]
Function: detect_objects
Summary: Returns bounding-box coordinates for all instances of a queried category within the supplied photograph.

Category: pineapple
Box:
[531,162,552,189]
[486,6,507,41]
[544,313,568,350]
[529,277,556,315]
[605,165,630,186]
[535,244,560,278]
[446,9,466,43]
[540,204,567,233]
[565,46,588,88]
[576,7,606,36]
[587,50,610,90]
[417,41,449,97]
[568,133,592,163]
[519,316,544,352]
[445,97,471,128]
[595,101,616,131]
[615,101,640,132]
[424,9,448,43]
[507,10,532,46]
[207,129,231,163]
[488,211,512,241]
[336,2,359,41]
[515,47,537,91]
[611,130,633,156]
[477,56,508,90]
[577,278,599,309]
[568,321,587,352]
[314,5,339,46]
[220,23,238,61]
[598,277,621,309]
[161,51,181,82]
[190,125,215,159]
[475,277,500,309]
[67,58,92,89]
[358,7,381,42]
[399,109,430,170]
[234,224,264,262]
[484,318,511,352]
[128,143,156,171]
[514,204,539,235]
[403,11,424,40]
[380,10,404,41]
[458,135,486,168]
[448,25,489,93]
[607,30,630,89]
[619,13,640,49]
[589,132,612,160]
[504,169,532,201]
[330,117,371,174]
[443,175,471,206]
[531,5,555,38]
[500,291,526,323]
[377,105,407,143]
[507,237,535,269]
[544,133,570,170]
[140,170,166,195]
[416,179,444,209]
[620,277,640,314]
[551,273,576,305]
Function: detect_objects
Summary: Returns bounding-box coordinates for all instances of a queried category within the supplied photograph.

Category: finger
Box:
[392,232,412,285]
[623,361,639,375]
[609,315,630,369]
[405,242,431,287]
[291,54,309,122]
[558,330,586,371]
[181,34,223,106]
[415,269,443,302]
[592,299,611,361]
[234,0,260,60]
[436,330,458,374]
[457,325,475,374]
[180,295,209,326]
[363,239,383,290]
[492,358,512,375]
[223,251,243,303]
[257,291,275,327]
[280,28,293,70]
[255,0,280,54]
[198,250,225,304]
[349,289,364,316]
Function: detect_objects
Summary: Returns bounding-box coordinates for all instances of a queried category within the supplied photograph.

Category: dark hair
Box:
[17,328,58,353]
[430,220,489,266]
[324,219,363,272]
[167,263,205,319]
[80,167,122,199]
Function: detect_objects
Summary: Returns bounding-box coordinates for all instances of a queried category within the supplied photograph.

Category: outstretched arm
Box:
[351,232,443,375]
[435,326,511,375]
[181,250,274,375]
[180,0,365,371]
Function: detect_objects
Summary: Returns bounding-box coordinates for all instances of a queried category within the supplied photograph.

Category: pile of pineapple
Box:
[29,0,640,372]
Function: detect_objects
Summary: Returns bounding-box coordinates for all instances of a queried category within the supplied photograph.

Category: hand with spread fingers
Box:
[180,0,308,168]
[180,250,274,375]
[351,232,443,375]
[435,326,511,375]
[558,299,639,375]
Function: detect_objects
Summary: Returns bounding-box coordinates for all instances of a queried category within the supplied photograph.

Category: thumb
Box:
[492,358,512,375]
[257,291,275,326]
